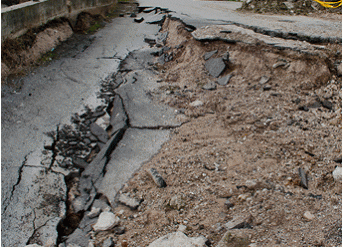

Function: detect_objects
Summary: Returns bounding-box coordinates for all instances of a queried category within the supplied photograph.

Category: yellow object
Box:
[312,0,342,8]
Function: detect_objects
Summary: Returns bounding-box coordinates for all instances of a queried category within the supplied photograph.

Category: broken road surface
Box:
[1,0,341,246]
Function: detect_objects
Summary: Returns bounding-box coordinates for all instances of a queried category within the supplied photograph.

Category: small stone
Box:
[259,76,270,85]
[321,100,333,110]
[298,168,308,189]
[245,179,258,190]
[332,167,342,181]
[263,85,272,91]
[190,100,204,107]
[217,74,233,86]
[87,207,101,218]
[148,168,167,188]
[202,81,217,90]
[93,212,120,231]
[134,17,144,23]
[224,199,234,209]
[203,50,218,61]
[113,226,126,235]
[303,211,315,221]
[238,193,251,201]
[118,193,141,210]
[205,58,226,78]
[103,237,115,247]
[225,215,253,230]
[169,195,185,210]
[273,61,289,69]
[130,13,137,18]
[222,52,230,62]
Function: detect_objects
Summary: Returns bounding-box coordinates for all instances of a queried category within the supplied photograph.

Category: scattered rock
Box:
[321,99,333,110]
[202,81,217,90]
[238,193,251,201]
[245,179,258,190]
[103,237,115,247]
[224,198,234,209]
[118,193,142,210]
[72,157,89,169]
[217,74,233,86]
[203,50,218,61]
[130,13,137,18]
[222,52,230,62]
[93,212,120,231]
[90,123,109,143]
[303,211,315,221]
[205,58,226,78]
[273,61,289,69]
[148,168,167,188]
[298,167,308,189]
[225,215,253,230]
[148,231,207,247]
[113,226,126,235]
[259,76,270,85]
[134,17,144,23]
[87,207,102,219]
[169,195,186,210]
[190,100,204,107]
[263,84,272,91]
[332,167,342,181]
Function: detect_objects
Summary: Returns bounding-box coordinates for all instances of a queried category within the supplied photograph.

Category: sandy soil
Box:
[92,18,342,247]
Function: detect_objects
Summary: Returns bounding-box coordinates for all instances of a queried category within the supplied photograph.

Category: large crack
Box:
[2,154,28,215]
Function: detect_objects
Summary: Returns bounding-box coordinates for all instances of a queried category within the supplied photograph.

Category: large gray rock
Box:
[205,58,226,78]
[149,231,207,247]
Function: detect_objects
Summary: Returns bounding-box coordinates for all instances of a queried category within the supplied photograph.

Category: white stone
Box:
[178,224,187,233]
[149,231,207,247]
[87,207,101,218]
[190,100,204,107]
[303,211,315,221]
[93,212,120,231]
[332,167,342,181]
[238,193,251,201]
[245,179,257,190]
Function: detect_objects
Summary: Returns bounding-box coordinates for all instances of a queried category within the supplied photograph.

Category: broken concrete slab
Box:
[192,24,328,55]
[149,231,207,247]
[1,166,66,247]
[97,128,170,206]
[108,95,128,136]
[73,129,126,212]
[205,58,226,78]
[65,228,91,247]
[145,14,166,25]
[30,217,61,247]
[115,71,181,128]
[90,123,109,144]
[217,74,233,86]
[203,50,218,60]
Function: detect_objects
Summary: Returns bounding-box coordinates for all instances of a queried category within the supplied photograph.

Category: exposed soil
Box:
[92,18,342,247]
[240,0,342,17]
[1,1,137,84]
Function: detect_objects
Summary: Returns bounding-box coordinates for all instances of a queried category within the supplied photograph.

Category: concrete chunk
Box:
[205,58,226,78]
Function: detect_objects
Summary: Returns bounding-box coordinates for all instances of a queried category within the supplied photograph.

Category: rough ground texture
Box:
[90,18,342,247]
[240,0,342,15]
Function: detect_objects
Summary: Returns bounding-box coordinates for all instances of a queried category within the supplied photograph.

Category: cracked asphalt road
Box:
[1,0,341,246]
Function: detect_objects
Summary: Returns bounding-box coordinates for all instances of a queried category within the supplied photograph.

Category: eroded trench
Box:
[24,6,342,247]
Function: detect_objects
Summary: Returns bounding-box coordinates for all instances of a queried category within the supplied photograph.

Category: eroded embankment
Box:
[78,17,341,246]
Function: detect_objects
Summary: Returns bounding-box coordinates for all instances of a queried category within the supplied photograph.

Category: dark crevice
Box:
[2,153,28,214]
